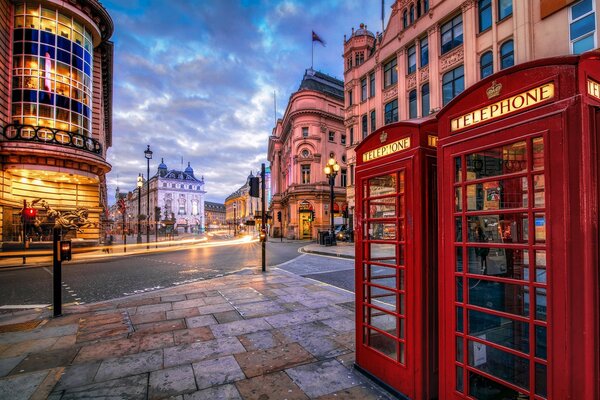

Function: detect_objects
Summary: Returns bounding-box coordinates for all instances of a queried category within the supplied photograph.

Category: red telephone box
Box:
[436,52,600,399]
[354,117,438,399]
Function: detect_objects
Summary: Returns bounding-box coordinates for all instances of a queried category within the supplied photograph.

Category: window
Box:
[341,169,347,187]
[384,58,398,88]
[178,196,186,215]
[424,0,429,12]
[301,149,310,157]
[409,90,418,119]
[498,0,512,20]
[341,134,346,145]
[369,72,376,97]
[570,0,596,54]
[403,9,408,28]
[361,77,367,101]
[480,51,494,78]
[500,40,514,69]
[420,37,429,67]
[479,0,492,32]
[417,0,422,17]
[348,89,353,106]
[385,99,399,124]
[192,200,198,216]
[301,165,310,184]
[329,131,335,141]
[421,83,430,116]
[362,114,368,139]
[349,127,354,145]
[410,5,415,24]
[347,57,352,70]
[163,183,167,188]
[442,66,465,105]
[407,45,417,74]
[355,52,365,66]
[370,110,376,133]
[302,127,308,137]
[441,14,463,54]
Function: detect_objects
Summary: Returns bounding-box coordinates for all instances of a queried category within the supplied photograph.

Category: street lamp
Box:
[324,157,340,245]
[144,145,153,249]
[137,174,143,244]
[233,202,237,237]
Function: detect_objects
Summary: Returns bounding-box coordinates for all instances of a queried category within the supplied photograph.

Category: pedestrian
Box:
[104,234,113,254]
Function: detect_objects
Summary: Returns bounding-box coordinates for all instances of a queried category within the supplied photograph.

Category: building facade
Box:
[124,160,206,235]
[343,0,598,225]
[225,171,264,235]
[204,201,226,229]
[268,69,347,240]
[0,0,114,244]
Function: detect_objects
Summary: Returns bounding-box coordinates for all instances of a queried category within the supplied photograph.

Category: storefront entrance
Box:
[299,211,312,239]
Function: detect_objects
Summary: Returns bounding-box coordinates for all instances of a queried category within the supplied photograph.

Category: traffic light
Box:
[259,229,267,242]
[22,207,37,221]
[277,211,281,222]
[155,206,161,222]
[308,210,315,222]
[249,177,260,197]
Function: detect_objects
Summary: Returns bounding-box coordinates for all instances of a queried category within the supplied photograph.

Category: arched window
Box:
[417,0,422,17]
[480,51,494,78]
[421,83,430,116]
[403,9,408,28]
[500,40,514,69]
[409,90,418,119]
[362,114,368,139]
[424,0,429,13]
[410,5,415,24]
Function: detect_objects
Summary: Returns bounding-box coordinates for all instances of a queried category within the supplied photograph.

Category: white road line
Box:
[0,304,50,309]
[271,253,306,268]
[300,267,355,276]
[43,267,53,276]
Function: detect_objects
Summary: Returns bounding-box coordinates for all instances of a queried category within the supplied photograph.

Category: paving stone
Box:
[280,302,310,312]
[210,317,272,338]
[220,288,260,300]
[173,327,215,345]
[148,364,197,400]
[202,295,228,305]
[135,319,186,334]
[94,349,163,382]
[116,297,161,308]
[331,331,355,350]
[0,338,59,358]
[192,355,245,389]
[264,308,342,329]
[235,371,309,400]
[336,352,356,369]
[55,361,101,390]
[139,332,175,351]
[286,359,363,398]
[164,337,246,368]
[197,303,234,315]
[0,369,49,400]
[315,384,393,399]
[166,308,201,320]
[296,335,350,360]
[235,301,286,318]
[74,337,140,363]
[130,311,167,325]
[12,347,78,374]
[172,298,206,310]
[60,373,148,399]
[238,330,282,352]
[76,326,130,343]
[0,354,26,377]
[321,317,355,332]
[234,342,316,378]
[185,315,217,328]
[185,292,207,300]
[213,310,243,324]
[184,383,242,400]
[50,335,77,350]
[161,295,187,302]
[278,321,335,343]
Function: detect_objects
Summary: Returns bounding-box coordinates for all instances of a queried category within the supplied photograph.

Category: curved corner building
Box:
[0,1,113,243]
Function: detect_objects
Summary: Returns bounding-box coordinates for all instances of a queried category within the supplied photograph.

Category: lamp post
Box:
[137,174,143,244]
[144,145,153,249]
[324,157,340,245]
[233,202,237,236]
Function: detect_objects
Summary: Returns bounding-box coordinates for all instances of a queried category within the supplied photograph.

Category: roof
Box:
[205,201,225,211]
[298,69,344,100]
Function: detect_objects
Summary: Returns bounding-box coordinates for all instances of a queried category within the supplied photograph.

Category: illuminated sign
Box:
[451,83,555,132]
[362,137,411,162]
[588,79,600,101]
[428,135,438,147]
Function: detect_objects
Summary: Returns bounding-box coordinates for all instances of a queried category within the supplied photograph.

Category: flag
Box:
[312,30,326,46]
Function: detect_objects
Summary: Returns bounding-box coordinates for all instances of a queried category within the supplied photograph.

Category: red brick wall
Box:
[0,0,11,126]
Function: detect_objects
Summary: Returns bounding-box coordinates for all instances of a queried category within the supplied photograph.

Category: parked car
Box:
[334,225,351,242]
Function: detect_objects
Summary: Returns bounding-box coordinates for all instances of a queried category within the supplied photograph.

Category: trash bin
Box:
[318,231,326,245]
[324,234,333,246]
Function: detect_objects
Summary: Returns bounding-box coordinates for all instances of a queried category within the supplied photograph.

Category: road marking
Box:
[299,267,355,276]
[43,268,53,276]
[271,253,306,268]
[0,304,50,309]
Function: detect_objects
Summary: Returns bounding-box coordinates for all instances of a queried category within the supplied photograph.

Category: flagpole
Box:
[311,35,314,70]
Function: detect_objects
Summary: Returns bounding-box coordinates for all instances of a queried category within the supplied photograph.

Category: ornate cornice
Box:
[461,0,477,12]
[428,24,439,35]
[406,73,417,91]
[440,46,464,72]
[419,65,429,83]
[383,85,398,102]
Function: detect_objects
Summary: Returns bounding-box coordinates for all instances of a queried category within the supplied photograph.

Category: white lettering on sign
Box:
[362,137,411,162]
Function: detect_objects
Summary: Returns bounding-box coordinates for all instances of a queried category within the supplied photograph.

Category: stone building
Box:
[224,171,263,235]
[204,201,226,229]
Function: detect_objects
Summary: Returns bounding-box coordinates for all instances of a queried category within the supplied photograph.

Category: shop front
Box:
[354,117,438,399]
[436,53,599,399]
[298,200,313,239]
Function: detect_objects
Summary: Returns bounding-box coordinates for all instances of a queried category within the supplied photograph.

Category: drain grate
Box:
[0,319,43,333]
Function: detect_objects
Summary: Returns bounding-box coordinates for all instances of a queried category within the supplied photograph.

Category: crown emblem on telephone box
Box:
[380,131,388,143]
[486,80,503,99]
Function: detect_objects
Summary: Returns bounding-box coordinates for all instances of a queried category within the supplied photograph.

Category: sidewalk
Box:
[301,241,355,259]
[0,265,391,399]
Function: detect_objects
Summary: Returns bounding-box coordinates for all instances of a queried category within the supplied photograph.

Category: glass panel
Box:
[535,250,547,283]
[399,342,405,364]
[532,137,544,170]
[535,214,546,243]
[399,317,405,338]
[466,141,526,180]
[535,325,547,360]
[468,340,529,390]
[455,187,462,211]
[456,247,464,271]
[455,157,462,182]
[469,279,529,317]
[572,0,593,19]
[468,309,529,353]
[456,365,464,392]
[457,307,464,332]
[455,217,463,242]
[368,197,396,218]
[368,328,397,359]
[533,175,545,208]
[399,269,405,290]
[573,34,595,54]
[467,247,529,279]
[399,294,406,315]
[466,177,528,211]
[570,14,595,40]
[369,243,396,264]
[467,214,528,244]
[456,277,464,302]
[369,310,397,335]
[535,363,548,398]
[369,174,396,196]
[369,223,396,240]
[456,336,464,362]
[366,286,397,311]
[535,288,547,321]
[468,370,524,398]
[367,264,397,291]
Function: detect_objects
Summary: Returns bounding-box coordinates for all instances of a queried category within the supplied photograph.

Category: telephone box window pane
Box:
[533,174,545,207]
[456,337,464,361]
[367,286,397,311]
[468,309,529,353]
[455,217,463,242]
[368,328,397,359]
[466,141,526,180]
[468,371,524,398]
[455,187,462,211]
[535,363,548,397]
[468,340,529,389]
[369,174,396,196]
[399,317,405,338]
[456,247,464,271]
[466,177,528,211]
[369,310,397,335]
[399,245,405,266]
[535,325,547,360]
[369,197,396,218]
[369,243,396,264]
[535,288,547,321]
[399,342,405,364]
[467,214,528,244]
[534,214,546,243]
[469,280,530,317]
[535,250,547,283]
[455,157,462,182]
[532,137,544,170]
[456,307,464,332]
[367,265,397,291]
[456,366,464,392]
[468,247,529,279]
[369,223,397,240]
[399,269,405,290]
[456,277,464,302]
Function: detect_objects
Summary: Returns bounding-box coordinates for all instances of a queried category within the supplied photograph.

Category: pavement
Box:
[0,241,396,400]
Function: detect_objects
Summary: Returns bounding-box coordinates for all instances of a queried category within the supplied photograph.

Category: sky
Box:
[103,0,383,204]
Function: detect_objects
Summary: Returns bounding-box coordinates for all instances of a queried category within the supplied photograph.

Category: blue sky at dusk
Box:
[103,0,383,203]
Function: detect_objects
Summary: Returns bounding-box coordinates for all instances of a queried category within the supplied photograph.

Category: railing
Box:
[2,124,102,155]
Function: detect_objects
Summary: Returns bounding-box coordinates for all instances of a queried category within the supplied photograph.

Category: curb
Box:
[299,247,355,260]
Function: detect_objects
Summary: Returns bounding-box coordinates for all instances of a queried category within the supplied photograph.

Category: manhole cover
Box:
[0,319,43,333]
